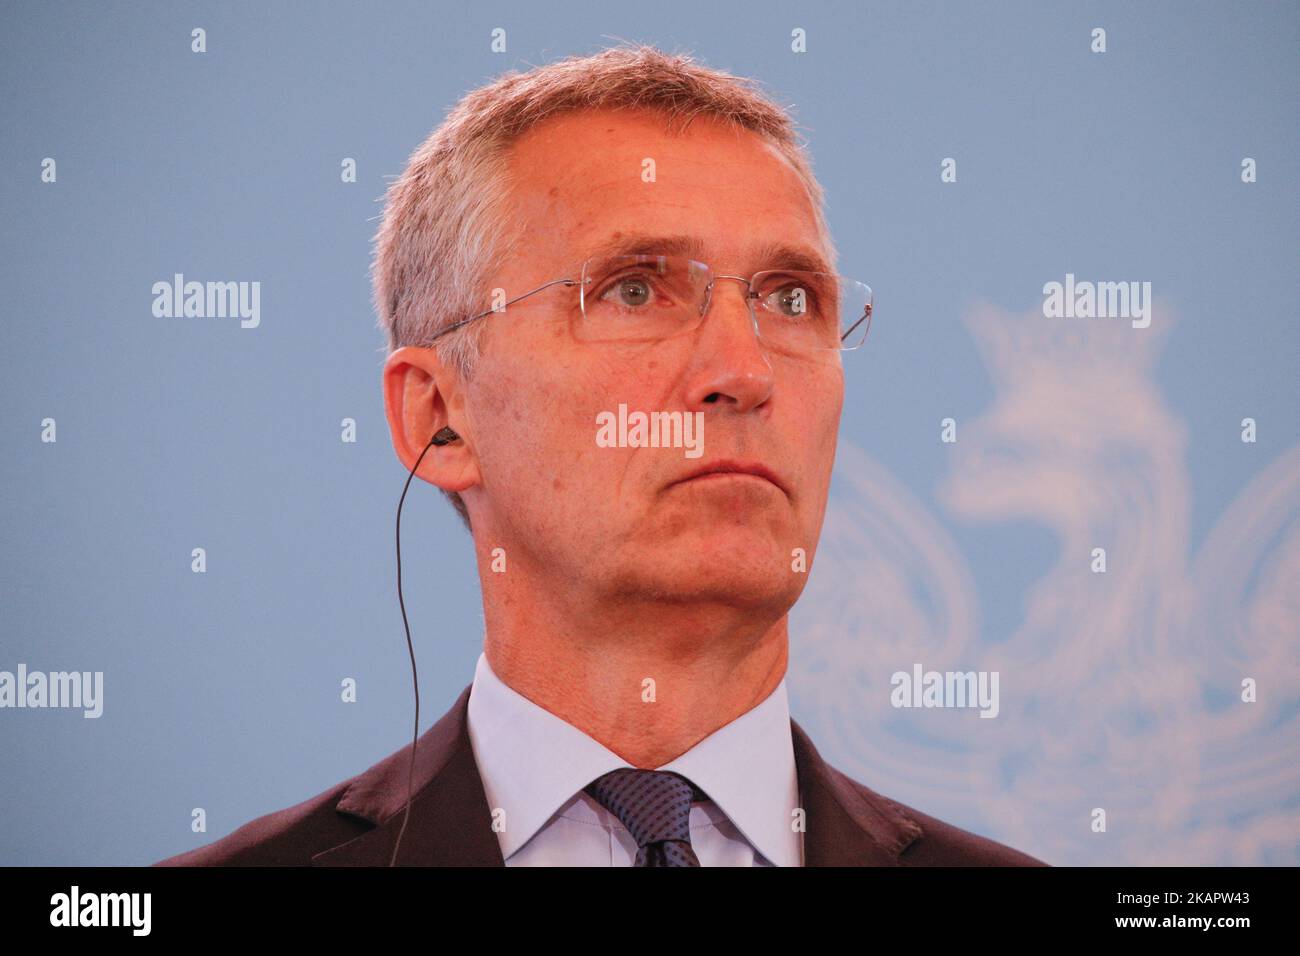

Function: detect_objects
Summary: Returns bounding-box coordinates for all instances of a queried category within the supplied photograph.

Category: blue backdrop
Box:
[2,0,1297,865]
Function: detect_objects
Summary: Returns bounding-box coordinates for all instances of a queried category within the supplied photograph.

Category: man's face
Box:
[458,107,843,613]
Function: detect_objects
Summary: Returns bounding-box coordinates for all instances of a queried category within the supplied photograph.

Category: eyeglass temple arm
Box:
[426,278,580,343]
[840,302,873,342]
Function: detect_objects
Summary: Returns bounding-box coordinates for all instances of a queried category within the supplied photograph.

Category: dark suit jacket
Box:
[154,684,1047,866]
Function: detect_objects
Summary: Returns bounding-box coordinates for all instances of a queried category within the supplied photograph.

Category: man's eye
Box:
[773,284,814,317]
[599,275,654,308]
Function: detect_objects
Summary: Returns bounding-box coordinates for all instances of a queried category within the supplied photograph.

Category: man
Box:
[156,45,1045,867]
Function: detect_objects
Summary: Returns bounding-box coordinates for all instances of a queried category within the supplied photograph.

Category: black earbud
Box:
[390,421,461,866]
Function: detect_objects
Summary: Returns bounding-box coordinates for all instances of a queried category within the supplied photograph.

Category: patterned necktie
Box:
[584,768,704,866]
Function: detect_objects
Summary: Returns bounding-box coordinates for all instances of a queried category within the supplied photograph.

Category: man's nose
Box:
[700,276,762,344]
[688,276,774,407]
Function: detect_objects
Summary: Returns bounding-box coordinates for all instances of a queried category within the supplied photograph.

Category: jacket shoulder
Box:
[833,764,1048,866]
[154,685,476,867]
[152,775,370,866]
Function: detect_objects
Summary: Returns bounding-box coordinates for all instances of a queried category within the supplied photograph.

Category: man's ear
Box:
[382,346,477,492]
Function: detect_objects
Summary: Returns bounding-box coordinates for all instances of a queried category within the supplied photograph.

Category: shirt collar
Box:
[466,651,802,866]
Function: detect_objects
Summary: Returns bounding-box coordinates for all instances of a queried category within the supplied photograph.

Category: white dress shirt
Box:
[465,652,804,866]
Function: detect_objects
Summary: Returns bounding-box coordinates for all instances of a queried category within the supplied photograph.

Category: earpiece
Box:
[389,423,460,865]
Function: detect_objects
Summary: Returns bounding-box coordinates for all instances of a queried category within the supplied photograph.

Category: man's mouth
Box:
[669,459,787,494]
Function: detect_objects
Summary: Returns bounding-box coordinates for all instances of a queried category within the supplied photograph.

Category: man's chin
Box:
[654,513,796,554]
[622,532,804,599]
[629,571,801,612]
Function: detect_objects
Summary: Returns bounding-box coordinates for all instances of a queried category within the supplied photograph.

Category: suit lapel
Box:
[312,683,922,866]
[312,684,504,866]
[790,717,923,865]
